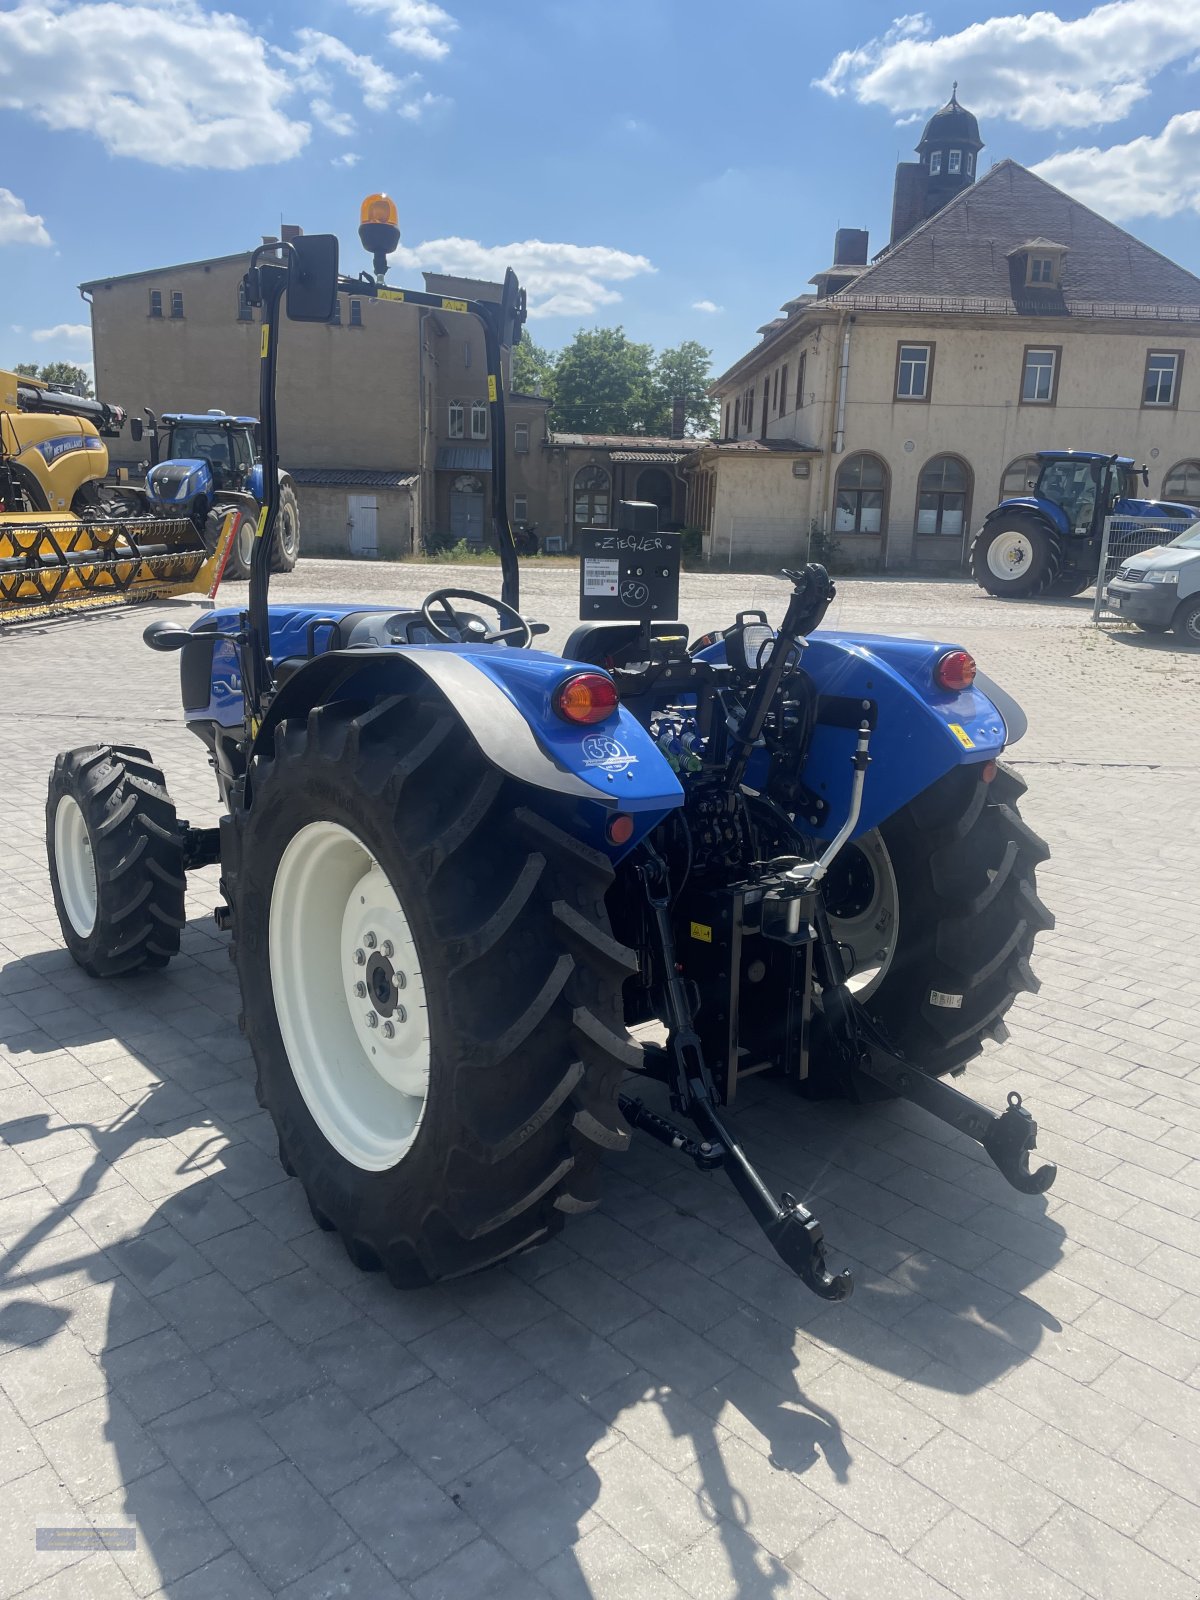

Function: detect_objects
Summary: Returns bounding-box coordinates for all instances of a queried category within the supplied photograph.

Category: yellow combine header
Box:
[1,367,234,621]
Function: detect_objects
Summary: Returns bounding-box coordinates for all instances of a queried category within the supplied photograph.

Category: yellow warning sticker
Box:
[689,921,713,944]
[441,297,468,313]
[487,374,498,403]
[255,507,268,539]
[378,288,405,302]
[948,723,976,749]
[259,326,269,358]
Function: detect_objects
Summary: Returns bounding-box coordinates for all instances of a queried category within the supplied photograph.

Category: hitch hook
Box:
[982,1092,1057,1195]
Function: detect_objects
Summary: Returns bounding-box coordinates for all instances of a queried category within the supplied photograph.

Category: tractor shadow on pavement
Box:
[0,920,1065,1597]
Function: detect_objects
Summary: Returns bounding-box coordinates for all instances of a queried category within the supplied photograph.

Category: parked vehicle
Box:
[139,410,300,581]
[971,450,1194,598]
[44,199,1057,1305]
[1106,522,1200,643]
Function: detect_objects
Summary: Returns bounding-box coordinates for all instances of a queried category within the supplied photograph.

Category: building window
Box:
[1000,455,1040,499]
[470,401,487,439]
[448,401,464,438]
[513,495,528,523]
[1162,460,1200,506]
[149,290,162,318]
[948,149,962,175]
[349,299,362,326]
[834,453,887,534]
[895,342,933,401]
[170,291,184,319]
[514,423,529,453]
[237,283,253,322]
[573,465,610,528]
[1029,257,1055,285]
[916,455,970,537]
[796,351,806,408]
[966,152,974,176]
[463,340,472,369]
[929,151,942,175]
[772,369,780,411]
[780,363,789,413]
[1020,346,1059,405]
[724,401,731,438]
[1143,350,1182,409]
[760,382,769,438]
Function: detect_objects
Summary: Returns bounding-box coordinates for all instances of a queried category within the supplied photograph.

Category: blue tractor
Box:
[44,207,1058,1301]
[971,449,1195,598]
[135,409,300,581]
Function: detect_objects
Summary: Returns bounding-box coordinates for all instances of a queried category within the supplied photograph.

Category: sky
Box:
[6,0,1200,389]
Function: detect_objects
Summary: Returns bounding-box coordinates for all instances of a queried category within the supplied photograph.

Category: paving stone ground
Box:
[1,563,1198,1599]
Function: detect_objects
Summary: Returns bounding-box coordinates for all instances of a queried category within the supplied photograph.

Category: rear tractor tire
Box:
[46,745,186,978]
[971,515,1062,598]
[821,761,1053,1083]
[226,691,636,1286]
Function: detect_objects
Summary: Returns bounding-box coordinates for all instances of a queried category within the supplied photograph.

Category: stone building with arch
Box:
[691,93,1200,570]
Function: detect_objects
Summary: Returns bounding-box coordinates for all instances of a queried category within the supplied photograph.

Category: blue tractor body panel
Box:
[144,457,214,511]
[190,605,1011,854]
[988,495,1070,536]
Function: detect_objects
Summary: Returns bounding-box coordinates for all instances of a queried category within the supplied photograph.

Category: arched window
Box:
[916,455,970,536]
[1000,455,1039,499]
[1162,460,1200,507]
[573,466,610,529]
[834,453,887,534]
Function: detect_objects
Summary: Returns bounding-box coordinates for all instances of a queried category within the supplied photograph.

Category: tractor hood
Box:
[146,458,213,505]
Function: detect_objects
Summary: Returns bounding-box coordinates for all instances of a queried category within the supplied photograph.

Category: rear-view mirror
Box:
[129,419,143,442]
[286,234,339,323]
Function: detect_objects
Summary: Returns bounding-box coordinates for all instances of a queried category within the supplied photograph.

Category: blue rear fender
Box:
[695,630,1010,837]
[986,496,1069,538]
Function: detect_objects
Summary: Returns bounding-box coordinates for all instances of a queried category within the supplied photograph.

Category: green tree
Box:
[648,340,717,437]
[550,326,655,434]
[14,362,40,377]
[38,361,93,396]
[510,334,555,397]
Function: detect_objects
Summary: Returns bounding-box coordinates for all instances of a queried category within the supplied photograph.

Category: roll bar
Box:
[239,234,527,727]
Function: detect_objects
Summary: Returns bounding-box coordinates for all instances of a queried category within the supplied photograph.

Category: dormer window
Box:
[1030,257,1055,285]
[966,152,974,176]
[948,149,962,174]
[929,151,942,175]
[1009,239,1069,290]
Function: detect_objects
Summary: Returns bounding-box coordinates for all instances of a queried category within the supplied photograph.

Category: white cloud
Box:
[691,299,722,314]
[815,1,1200,130]
[0,187,50,246]
[343,0,458,60]
[32,322,91,343]
[332,151,363,168]
[0,1,308,169]
[311,97,356,137]
[392,237,656,317]
[1034,110,1200,218]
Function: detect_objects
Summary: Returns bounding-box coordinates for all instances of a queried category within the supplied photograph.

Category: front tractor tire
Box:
[270,481,301,574]
[46,746,186,978]
[971,515,1062,598]
[227,692,636,1287]
[823,762,1053,1081]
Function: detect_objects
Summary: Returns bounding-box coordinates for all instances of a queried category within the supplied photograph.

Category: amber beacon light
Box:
[359,194,401,278]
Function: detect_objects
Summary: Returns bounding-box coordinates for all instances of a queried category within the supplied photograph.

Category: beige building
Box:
[82,239,696,557]
[692,98,1200,570]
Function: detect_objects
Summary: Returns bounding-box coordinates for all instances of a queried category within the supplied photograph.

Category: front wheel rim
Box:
[54,794,98,938]
[279,504,299,559]
[236,516,255,571]
[987,531,1035,580]
[821,830,899,1000]
[269,821,431,1171]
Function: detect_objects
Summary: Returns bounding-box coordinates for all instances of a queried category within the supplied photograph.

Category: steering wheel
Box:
[420,588,533,648]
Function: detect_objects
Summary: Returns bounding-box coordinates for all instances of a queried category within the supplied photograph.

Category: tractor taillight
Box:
[935,650,977,692]
[553,672,619,725]
[606,814,635,845]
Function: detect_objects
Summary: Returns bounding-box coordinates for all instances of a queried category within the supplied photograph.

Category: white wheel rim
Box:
[269,821,431,1171]
[823,830,899,1001]
[987,531,1035,580]
[279,504,298,558]
[54,794,98,938]
[237,517,255,569]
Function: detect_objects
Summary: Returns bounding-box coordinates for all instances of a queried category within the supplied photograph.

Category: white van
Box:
[1106,522,1200,644]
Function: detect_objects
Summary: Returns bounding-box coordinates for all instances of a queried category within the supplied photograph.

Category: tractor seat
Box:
[562,621,689,669]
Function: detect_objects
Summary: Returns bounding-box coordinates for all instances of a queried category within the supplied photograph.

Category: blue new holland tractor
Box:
[971,449,1195,599]
[135,409,301,582]
[44,204,1057,1300]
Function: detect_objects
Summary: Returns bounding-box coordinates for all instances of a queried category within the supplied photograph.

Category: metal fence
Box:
[1091,516,1196,623]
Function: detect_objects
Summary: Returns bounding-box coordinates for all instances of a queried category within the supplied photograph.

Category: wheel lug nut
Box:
[381,1021,395,1039]
[365,1011,378,1028]
[395,971,406,989]
[354,948,366,965]
[364,932,378,950]
[395,1005,406,1025]
[382,940,394,958]
[354,981,367,998]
